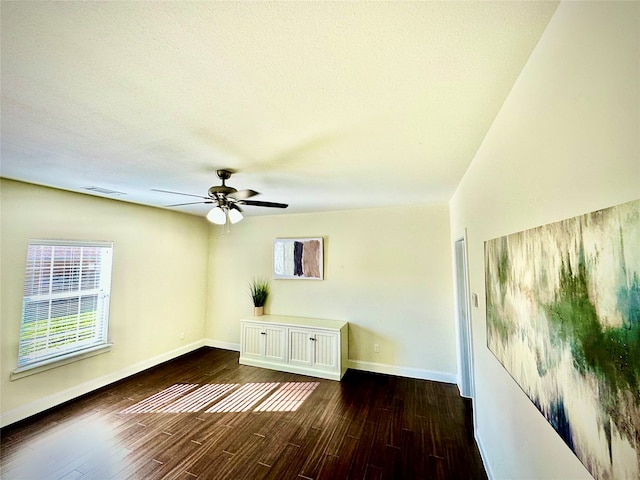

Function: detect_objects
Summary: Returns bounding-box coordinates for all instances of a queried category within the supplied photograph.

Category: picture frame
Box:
[273,237,323,280]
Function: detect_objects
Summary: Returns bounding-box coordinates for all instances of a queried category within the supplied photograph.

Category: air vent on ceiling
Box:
[83,186,127,196]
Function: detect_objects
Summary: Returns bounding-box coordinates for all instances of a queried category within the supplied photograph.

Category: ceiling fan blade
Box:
[240,200,288,208]
[166,201,214,207]
[228,189,259,200]
[151,188,209,200]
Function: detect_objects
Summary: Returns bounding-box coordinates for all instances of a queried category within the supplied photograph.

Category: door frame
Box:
[454,234,475,399]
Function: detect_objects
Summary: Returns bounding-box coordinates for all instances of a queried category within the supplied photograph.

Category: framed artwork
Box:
[485,199,639,480]
[273,237,323,280]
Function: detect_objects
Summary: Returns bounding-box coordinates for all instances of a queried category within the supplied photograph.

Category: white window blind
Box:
[18,239,113,369]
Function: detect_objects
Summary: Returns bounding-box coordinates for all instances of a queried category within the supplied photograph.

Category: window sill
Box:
[10,343,113,381]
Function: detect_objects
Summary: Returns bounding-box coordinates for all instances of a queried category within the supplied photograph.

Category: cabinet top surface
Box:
[242,314,347,330]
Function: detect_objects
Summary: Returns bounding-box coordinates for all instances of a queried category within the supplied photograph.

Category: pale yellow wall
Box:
[450,2,639,479]
[1,179,209,416]
[206,204,457,378]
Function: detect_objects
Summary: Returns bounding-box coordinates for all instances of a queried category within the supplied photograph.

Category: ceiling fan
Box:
[152,169,288,225]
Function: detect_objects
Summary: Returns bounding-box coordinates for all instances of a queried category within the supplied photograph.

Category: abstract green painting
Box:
[485,199,639,480]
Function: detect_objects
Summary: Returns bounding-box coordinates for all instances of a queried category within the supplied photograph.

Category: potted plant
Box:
[249,277,269,316]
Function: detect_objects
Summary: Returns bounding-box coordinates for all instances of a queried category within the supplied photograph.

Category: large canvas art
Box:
[485,200,639,480]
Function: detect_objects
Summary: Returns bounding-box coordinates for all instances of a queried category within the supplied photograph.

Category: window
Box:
[16,239,113,372]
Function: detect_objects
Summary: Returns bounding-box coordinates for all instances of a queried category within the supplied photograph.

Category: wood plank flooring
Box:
[1,348,487,479]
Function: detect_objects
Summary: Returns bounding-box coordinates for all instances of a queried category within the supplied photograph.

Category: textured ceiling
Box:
[1,1,559,217]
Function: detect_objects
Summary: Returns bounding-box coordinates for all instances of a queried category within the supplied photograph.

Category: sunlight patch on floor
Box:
[121,382,320,414]
[205,382,280,413]
[254,381,320,412]
[120,384,198,413]
[159,383,238,413]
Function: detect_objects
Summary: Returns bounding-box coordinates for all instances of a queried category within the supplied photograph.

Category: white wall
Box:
[206,204,457,381]
[450,2,639,479]
[1,180,210,425]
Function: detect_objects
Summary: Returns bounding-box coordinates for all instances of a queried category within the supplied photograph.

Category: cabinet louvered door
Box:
[241,323,265,360]
[263,325,286,362]
[313,331,338,371]
[288,328,313,367]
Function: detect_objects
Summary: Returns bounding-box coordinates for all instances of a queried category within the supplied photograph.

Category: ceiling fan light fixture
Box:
[228,208,243,224]
[206,206,226,225]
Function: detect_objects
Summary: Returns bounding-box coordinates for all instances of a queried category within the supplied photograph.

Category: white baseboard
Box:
[348,359,457,384]
[0,340,206,428]
[475,429,494,480]
[204,339,240,352]
[204,340,456,384]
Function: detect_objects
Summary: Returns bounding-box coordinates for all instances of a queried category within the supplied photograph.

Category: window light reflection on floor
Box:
[205,382,280,413]
[254,382,320,412]
[159,383,238,413]
[121,382,320,414]
[120,384,198,414]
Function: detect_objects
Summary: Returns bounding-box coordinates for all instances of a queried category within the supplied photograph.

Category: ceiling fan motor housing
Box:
[208,185,237,198]
[209,169,237,199]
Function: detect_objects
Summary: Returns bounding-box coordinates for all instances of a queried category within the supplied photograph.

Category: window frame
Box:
[13,239,114,378]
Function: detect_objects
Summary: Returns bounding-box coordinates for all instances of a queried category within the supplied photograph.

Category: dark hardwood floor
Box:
[1,348,487,479]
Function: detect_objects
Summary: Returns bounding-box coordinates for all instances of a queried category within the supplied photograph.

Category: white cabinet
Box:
[239,315,348,381]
